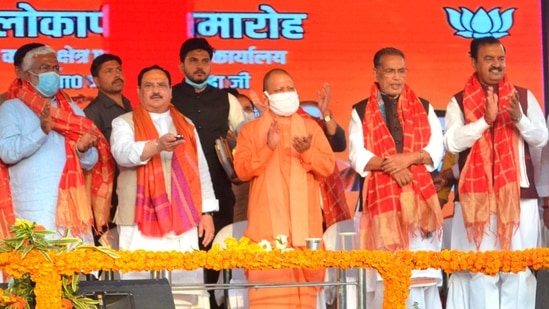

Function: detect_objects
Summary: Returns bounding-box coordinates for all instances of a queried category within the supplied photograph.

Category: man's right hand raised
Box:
[484,86,498,125]
[40,101,53,134]
[267,119,280,150]
[249,89,269,116]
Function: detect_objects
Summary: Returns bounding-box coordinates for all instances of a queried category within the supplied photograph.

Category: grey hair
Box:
[21,46,57,72]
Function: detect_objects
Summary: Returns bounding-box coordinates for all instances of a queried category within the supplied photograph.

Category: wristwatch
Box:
[323,114,333,122]
[202,212,215,217]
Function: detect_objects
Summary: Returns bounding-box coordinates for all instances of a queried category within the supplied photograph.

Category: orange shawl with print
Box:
[458,73,520,250]
[133,104,202,237]
[0,80,114,238]
[0,159,11,238]
[0,79,23,237]
[296,108,351,227]
[361,83,442,251]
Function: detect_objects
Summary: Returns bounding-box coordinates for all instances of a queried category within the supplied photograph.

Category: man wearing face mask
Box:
[219,89,254,149]
[234,68,335,309]
[236,93,256,128]
[0,45,114,242]
[172,38,244,308]
[348,47,444,308]
[249,83,351,230]
[0,42,45,104]
[228,92,256,222]
[172,38,244,234]
[0,42,45,241]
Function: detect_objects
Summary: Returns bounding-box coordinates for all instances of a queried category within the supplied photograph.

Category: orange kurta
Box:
[234,110,335,309]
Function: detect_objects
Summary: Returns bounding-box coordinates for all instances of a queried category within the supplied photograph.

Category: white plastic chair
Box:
[212,220,248,249]
[213,221,249,309]
[322,219,358,308]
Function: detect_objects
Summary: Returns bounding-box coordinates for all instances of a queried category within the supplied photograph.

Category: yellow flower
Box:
[5,233,549,308]
[13,218,33,229]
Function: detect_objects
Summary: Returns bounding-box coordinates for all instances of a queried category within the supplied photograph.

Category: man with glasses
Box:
[348,47,444,309]
[0,42,45,241]
[110,65,217,307]
[0,45,114,242]
[0,42,45,104]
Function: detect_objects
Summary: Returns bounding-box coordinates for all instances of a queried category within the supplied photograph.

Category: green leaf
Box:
[71,273,78,292]
[38,250,52,263]
[21,245,33,259]
[92,246,120,258]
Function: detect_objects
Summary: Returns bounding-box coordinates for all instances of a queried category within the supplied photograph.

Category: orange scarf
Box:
[296,108,351,227]
[0,80,114,238]
[458,74,520,250]
[0,166,12,238]
[361,83,442,251]
[0,79,23,237]
[133,104,202,237]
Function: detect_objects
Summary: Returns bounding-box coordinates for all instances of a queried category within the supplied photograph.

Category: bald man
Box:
[234,68,335,309]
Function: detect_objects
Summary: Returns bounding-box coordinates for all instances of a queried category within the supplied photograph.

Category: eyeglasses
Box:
[142,82,170,90]
[379,68,408,77]
[31,64,61,73]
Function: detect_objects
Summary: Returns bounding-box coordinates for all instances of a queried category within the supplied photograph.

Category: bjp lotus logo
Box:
[444,7,516,38]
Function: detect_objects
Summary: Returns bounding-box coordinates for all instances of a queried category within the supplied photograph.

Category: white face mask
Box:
[244,111,255,122]
[264,91,300,117]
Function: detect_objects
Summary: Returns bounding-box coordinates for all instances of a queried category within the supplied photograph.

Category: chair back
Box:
[212,220,249,308]
[212,220,248,249]
[323,219,356,251]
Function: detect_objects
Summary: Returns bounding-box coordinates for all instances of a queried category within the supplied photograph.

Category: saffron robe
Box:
[234,111,335,309]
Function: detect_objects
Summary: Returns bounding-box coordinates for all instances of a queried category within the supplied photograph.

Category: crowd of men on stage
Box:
[0,36,547,309]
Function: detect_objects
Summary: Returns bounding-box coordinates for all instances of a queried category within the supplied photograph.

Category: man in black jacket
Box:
[171,38,244,309]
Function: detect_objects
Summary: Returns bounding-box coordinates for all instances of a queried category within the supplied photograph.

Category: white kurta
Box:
[536,116,549,247]
[111,110,218,308]
[348,101,444,309]
[444,90,547,309]
[0,97,98,242]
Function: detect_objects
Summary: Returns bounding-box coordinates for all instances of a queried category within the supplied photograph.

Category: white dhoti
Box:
[118,225,210,309]
[447,199,538,309]
[367,228,443,309]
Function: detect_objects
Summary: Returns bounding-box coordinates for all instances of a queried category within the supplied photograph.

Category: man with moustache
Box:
[348,47,444,308]
[0,42,45,237]
[0,42,45,104]
[85,53,133,237]
[110,65,217,307]
[0,45,113,241]
[444,36,548,309]
[85,53,133,143]
[171,38,244,308]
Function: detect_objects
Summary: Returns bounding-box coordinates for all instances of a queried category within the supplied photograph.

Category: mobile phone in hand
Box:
[175,134,184,140]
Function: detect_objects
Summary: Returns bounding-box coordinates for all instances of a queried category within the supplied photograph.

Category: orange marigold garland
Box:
[2,229,549,308]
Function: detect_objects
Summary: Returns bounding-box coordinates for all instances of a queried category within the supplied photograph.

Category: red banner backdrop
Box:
[0,0,544,125]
